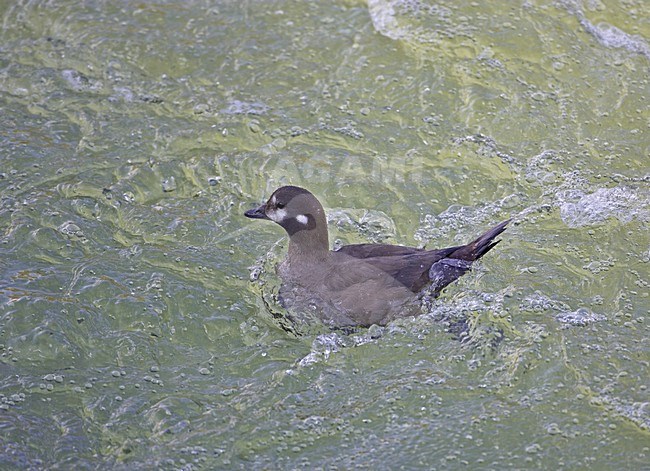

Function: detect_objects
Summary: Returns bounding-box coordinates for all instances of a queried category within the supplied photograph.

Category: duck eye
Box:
[276,202,285,209]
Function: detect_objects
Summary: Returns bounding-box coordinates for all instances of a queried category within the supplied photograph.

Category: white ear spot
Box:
[296,214,309,225]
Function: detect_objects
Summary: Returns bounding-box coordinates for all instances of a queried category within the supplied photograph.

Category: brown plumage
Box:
[245,186,509,327]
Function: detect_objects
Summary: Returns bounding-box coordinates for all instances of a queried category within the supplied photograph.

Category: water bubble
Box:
[58,222,84,238]
[248,120,261,133]
[289,126,307,136]
[556,308,605,326]
[162,177,177,192]
[249,265,262,281]
[525,443,542,454]
[193,104,209,114]
[531,91,546,101]
[546,423,561,435]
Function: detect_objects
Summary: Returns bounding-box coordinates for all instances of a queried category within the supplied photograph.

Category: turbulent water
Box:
[1,0,648,469]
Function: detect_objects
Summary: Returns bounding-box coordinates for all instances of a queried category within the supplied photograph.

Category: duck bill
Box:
[244,204,270,220]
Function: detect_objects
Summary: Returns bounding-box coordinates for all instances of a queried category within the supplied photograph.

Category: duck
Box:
[245,185,510,327]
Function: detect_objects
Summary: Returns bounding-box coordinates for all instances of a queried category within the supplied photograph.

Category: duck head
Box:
[245,186,329,257]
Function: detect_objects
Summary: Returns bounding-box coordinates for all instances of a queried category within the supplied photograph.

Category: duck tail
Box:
[426,219,510,297]
[450,219,511,261]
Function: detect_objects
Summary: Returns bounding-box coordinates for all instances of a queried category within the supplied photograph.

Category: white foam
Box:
[583,21,650,59]
[367,0,453,43]
[298,333,345,366]
[559,186,650,228]
[367,0,402,40]
[560,0,650,59]
[556,308,606,326]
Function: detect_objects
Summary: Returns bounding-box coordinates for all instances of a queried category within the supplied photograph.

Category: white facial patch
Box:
[268,208,288,222]
[296,214,308,225]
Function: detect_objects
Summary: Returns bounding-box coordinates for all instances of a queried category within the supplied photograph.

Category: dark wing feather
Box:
[328,219,510,296]
[331,248,457,293]
[335,243,424,259]
[362,249,458,292]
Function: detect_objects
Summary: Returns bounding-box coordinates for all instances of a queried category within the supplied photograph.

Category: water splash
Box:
[297,333,347,366]
[367,0,457,44]
[556,307,606,326]
[558,186,650,228]
[560,0,650,60]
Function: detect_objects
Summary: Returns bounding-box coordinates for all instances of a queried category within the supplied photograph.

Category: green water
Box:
[1,0,648,469]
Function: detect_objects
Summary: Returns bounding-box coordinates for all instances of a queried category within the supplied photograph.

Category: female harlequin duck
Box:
[245,186,509,327]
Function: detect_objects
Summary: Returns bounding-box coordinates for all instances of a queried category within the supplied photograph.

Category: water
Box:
[1,0,648,469]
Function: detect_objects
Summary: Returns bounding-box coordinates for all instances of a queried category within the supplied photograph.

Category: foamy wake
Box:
[560,0,650,59]
[558,186,650,228]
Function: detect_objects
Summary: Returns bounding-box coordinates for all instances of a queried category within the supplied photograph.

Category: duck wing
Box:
[329,248,456,294]
[363,249,459,292]
[331,243,436,292]
[335,243,424,258]
[330,219,510,295]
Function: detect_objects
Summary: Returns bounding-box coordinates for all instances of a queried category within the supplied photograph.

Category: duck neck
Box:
[287,228,329,263]
[286,203,329,263]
